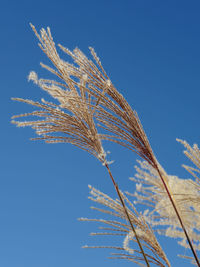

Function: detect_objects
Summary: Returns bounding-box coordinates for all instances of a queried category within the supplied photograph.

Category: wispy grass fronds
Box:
[11,25,107,162]
[11,24,155,167]
[11,25,151,265]
[11,24,200,265]
[79,185,170,267]
[131,157,200,257]
[11,95,106,161]
[177,139,200,183]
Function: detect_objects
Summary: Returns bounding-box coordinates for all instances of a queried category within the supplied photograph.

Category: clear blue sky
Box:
[1,1,200,266]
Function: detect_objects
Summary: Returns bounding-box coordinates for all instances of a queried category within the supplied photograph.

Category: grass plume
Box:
[11,24,200,266]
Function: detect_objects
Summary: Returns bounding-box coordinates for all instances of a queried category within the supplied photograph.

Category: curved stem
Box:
[104,162,150,267]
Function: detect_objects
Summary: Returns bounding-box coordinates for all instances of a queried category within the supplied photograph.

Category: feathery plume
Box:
[11,24,151,265]
[12,25,106,162]
[131,157,200,262]
[11,24,200,266]
[177,139,200,183]
[79,185,170,267]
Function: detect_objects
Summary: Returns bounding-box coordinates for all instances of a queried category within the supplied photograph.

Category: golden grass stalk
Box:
[11,24,200,265]
[104,162,150,266]
[11,24,153,266]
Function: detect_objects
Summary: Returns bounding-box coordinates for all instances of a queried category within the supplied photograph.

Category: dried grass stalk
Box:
[11,24,200,266]
[11,24,152,266]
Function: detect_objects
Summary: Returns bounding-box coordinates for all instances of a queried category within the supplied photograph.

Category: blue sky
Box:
[1,1,200,266]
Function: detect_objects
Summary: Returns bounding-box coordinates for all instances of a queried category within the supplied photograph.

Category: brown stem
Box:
[104,162,150,267]
[153,160,200,267]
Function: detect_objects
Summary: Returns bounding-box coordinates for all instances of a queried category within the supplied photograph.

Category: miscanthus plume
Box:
[11,24,200,266]
[79,185,170,267]
[11,24,158,266]
[131,140,200,264]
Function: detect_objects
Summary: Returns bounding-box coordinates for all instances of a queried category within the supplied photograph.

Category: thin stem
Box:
[153,160,200,267]
[104,162,150,267]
